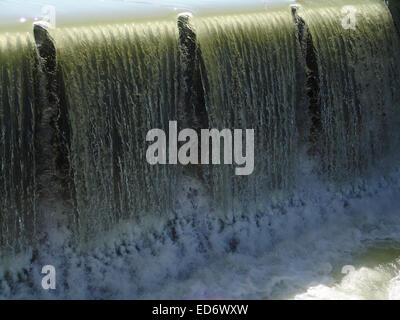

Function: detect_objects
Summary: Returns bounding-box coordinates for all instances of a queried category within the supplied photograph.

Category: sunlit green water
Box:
[0,0,295,32]
[0,32,39,256]
[195,10,299,215]
[296,0,400,180]
[52,20,181,242]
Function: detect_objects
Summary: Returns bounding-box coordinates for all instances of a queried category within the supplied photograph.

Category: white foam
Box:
[2,163,400,299]
[296,259,400,300]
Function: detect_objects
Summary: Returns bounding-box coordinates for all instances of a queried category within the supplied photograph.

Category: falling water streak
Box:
[0,33,39,257]
[52,21,181,244]
[297,0,400,181]
[388,0,400,37]
[195,10,299,216]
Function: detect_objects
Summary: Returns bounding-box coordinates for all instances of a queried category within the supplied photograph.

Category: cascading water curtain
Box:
[0,33,40,257]
[297,0,400,181]
[388,0,400,37]
[53,21,180,244]
[195,10,300,216]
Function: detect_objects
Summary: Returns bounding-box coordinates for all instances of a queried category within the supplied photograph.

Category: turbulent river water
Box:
[0,0,400,299]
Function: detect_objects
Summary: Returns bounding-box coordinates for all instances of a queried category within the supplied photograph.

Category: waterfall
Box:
[389,0,400,37]
[295,0,400,180]
[194,10,300,215]
[0,33,40,256]
[51,21,181,243]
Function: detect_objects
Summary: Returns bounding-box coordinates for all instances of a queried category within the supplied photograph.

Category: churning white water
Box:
[138,169,400,300]
[1,159,400,300]
[296,245,400,300]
